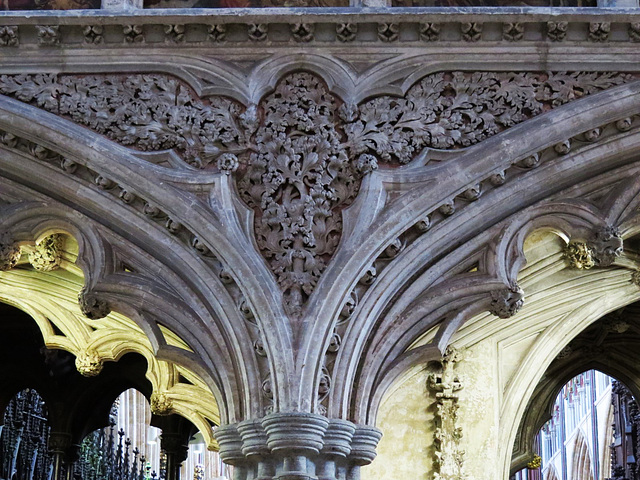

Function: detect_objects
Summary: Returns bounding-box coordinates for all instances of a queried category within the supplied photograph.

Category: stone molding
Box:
[1,9,640,47]
[216,413,381,480]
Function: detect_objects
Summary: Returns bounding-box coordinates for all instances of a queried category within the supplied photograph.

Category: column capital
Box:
[215,414,381,480]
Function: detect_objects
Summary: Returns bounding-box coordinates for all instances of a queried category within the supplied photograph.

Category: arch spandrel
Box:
[3,21,640,478]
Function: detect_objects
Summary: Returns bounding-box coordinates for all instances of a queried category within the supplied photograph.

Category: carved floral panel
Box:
[0,70,632,313]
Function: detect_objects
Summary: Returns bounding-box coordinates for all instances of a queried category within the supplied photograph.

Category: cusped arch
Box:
[318,80,640,423]
[0,240,223,448]
[0,92,293,421]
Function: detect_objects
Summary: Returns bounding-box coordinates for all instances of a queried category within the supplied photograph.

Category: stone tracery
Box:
[0,69,633,314]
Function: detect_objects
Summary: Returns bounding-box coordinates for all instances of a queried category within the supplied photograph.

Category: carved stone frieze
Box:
[588,22,610,42]
[420,22,440,42]
[503,23,524,42]
[0,26,18,47]
[427,346,465,480]
[0,232,20,271]
[28,234,62,272]
[208,24,226,42]
[83,25,103,45]
[0,70,632,313]
[36,25,60,46]
[336,23,357,42]
[461,22,482,42]
[378,23,399,42]
[547,21,568,41]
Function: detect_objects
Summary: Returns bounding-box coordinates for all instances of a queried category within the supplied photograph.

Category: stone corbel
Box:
[216,413,381,480]
[78,287,111,319]
[0,232,20,271]
[488,284,525,319]
[565,226,623,270]
[28,234,63,272]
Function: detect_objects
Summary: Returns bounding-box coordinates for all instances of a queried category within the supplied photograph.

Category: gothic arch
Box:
[571,431,594,480]
[332,88,640,423]
[0,92,282,423]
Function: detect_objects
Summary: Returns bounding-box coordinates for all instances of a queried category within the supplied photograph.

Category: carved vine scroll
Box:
[427,347,466,480]
[0,70,633,313]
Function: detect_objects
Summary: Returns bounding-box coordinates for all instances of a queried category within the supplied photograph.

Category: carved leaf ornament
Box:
[0,71,630,312]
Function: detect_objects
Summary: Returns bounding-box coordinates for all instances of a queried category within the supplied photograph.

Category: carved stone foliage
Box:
[237,73,364,315]
[0,73,247,168]
[75,348,104,377]
[78,287,111,320]
[565,227,623,270]
[489,284,525,319]
[0,70,632,313]
[0,232,20,271]
[150,392,174,415]
[28,233,62,272]
[427,347,466,480]
[342,71,630,164]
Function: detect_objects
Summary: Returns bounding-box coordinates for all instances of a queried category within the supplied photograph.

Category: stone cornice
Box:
[0,7,640,46]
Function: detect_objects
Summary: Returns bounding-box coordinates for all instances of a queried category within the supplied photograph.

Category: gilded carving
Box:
[75,348,104,377]
[150,392,174,415]
[28,234,62,272]
[527,455,542,469]
[565,241,595,269]
[427,346,466,480]
[565,227,622,269]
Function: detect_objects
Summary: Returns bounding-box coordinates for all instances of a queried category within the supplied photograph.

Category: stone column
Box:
[48,432,76,480]
[215,413,381,480]
[160,432,190,480]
